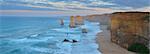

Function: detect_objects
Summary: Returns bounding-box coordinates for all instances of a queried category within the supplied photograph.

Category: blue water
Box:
[0,16,102,54]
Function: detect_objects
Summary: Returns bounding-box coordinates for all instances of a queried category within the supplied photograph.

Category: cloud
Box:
[1,0,89,11]
[110,6,133,10]
[0,2,64,11]
[130,6,150,12]
[89,1,116,5]
[1,0,149,10]
[0,0,150,16]
[0,10,109,16]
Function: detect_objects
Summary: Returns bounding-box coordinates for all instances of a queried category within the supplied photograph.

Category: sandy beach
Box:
[96,25,135,54]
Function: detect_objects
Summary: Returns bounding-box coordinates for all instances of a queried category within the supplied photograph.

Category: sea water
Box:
[0,16,102,54]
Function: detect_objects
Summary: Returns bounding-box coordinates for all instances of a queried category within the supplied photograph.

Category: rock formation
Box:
[72,40,78,43]
[75,15,84,25]
[85,14,111,25]
[110,12,149,49]
[69,16,76,28]
[84,14,111,30]
[63,39,70,42]
[82,28,88,33]
[60,19,64,26]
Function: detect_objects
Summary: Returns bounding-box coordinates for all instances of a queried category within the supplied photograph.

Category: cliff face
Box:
[85,14,111,25]
[110,12,149,48]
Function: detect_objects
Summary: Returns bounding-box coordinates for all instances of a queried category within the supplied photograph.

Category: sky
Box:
[0,0,150,16]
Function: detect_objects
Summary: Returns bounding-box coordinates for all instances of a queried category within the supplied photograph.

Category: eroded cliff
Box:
[110,12,150,48]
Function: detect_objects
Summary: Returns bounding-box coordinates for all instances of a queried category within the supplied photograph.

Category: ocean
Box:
[0,16,102,54]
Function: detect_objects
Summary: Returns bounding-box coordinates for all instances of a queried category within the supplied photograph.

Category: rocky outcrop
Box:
[69,16,76,28]
[75,15,84,25]
[60,19,64,26]
[84,14,111,30]
[69,15,84,28]
[85,14,111,25]
[82,28,88,33]
[110,12,150,49]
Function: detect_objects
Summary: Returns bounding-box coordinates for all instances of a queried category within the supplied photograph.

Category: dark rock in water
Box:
[63,39,70,42]
[72,40,78,43]
[60,19,64,26]
[82,28,88,33]
[63,39,78,43]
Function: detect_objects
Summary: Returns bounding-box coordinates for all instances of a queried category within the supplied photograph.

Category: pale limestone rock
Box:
[75,15,84,25]
[69,16,76,28]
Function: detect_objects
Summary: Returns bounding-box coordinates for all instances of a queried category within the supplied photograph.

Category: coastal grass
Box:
[128,43,149,54]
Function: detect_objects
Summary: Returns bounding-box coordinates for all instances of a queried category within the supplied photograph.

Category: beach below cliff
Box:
[96,25,135,54]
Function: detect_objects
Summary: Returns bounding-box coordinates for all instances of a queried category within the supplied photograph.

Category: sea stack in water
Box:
[63,39,70,42]
[60,19,64,26]
[72,40,78,43]
[82,28,88,33]
[69,16,76,28]
[75,15,84,25]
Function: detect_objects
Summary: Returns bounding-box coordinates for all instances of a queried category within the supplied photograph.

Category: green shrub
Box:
[143,15,150,22]
[128,43,149,54]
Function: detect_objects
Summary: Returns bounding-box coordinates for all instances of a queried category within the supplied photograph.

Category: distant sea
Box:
[0,16,102,54]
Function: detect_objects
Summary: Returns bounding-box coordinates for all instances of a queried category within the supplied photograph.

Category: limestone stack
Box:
[75,15,84,25]
[60,19,64,25]
[69,16,76,28]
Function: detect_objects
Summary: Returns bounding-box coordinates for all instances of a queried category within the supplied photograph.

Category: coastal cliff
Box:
[110,12,150,49]
[85,13,136,54]
[84,12,149,54]
[85,14,111,25]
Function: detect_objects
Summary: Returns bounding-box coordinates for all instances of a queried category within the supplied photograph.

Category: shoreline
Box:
[96,25,135,54]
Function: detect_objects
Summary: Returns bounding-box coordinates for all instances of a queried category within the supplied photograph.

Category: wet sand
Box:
[96,25,135,54]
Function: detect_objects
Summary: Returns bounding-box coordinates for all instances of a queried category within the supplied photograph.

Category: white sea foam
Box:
[30,34,39,37]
